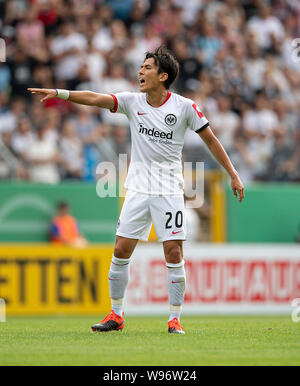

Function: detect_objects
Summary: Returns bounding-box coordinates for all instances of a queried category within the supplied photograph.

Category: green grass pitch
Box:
[0,315,299,366]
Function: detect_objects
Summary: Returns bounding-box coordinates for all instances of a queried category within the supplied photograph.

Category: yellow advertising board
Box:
[0,244,113,315]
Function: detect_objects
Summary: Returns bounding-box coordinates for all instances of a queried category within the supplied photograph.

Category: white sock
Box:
[169,305,182,322]
[166,260,186,322]
[112,299,123,317]
[109,255,130,317]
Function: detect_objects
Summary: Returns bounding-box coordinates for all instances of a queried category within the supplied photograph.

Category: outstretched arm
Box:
[27,88,115,110]
[198,126,245,203]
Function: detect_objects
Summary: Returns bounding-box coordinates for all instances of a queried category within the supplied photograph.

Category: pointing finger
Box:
[28,88,45,94]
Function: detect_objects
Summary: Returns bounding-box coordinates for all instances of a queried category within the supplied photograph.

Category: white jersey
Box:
[110,91,209,195]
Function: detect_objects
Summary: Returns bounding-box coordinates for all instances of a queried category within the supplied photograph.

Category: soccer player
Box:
[28,47,244,334]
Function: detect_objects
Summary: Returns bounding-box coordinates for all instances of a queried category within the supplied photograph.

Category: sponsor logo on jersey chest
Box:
[138,123,173,140]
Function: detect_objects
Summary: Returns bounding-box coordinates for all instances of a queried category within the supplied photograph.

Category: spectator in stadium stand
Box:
[106,0,134,21]
[263,55,290,99]
[125,36,149,80]
[125,0,149,36]
[71,104,102,181]
[80,41,106,88]
[92,18,115,54]
[261,129,294,182]
[28,99,46,129]
[0,94,26,134]
[36,0,60,36]
[75,61,99,93]
[282,27,300,73]
[100,62,134,129]
[273,97,298,147]
[241,93,280,181]
[172,0,202,25]
[242,93,279,140]
[50,201,88,248]
[32,65,54,91]
[284,68,300,112]
[60,119,84,180]
[94,122,119,167]
[15,5,48,62]
[0,130,14,158]
[0,128,27,180]
[208,95,240,157]
[0,151,10,179]
[0,0,298,185]
[11,115,36,160]
[7,47,34,97]
[109,19,130,49]
[244,42,266,93]
[283,132,300,183]
[111,125,131,156]
[0,130,15,178]
[171,39,203,93]
[24,123,61,184]
[50,19,87,88]
[0,63,11,93]
[247,3,285,53]
[192,21,223,69]
[42,108,61,146]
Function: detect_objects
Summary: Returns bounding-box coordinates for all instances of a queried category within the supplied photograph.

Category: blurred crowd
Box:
[0,0,299,185]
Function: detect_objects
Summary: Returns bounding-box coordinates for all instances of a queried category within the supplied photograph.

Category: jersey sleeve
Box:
[186,100,209,133]
[110,92,134,116]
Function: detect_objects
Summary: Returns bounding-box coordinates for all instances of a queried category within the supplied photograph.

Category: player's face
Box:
[138,58,166,92]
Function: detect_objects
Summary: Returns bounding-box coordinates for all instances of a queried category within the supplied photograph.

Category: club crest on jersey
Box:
[165,114,177,126]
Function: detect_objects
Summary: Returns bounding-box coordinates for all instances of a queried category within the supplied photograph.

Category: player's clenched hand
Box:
[231,174,244,203]
[27,88,57,103]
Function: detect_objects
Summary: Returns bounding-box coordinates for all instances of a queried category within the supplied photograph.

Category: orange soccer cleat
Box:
[91,310,124,332]
[168,317,185,334]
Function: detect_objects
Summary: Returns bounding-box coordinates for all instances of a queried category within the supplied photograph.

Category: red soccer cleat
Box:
[91,310,124,332]
[168,317,185,334]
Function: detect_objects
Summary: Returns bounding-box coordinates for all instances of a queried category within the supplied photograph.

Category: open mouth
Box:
[139,79,145,85]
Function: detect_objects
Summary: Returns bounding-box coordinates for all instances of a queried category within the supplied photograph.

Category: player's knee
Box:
[165,246,182,264]
[113,245,132,259]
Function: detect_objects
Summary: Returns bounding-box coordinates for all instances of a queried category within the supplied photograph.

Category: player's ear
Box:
[159,72,168,83]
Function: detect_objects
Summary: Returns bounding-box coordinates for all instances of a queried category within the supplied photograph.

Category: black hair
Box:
[57,201,68,210]
[144,46,179,89]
